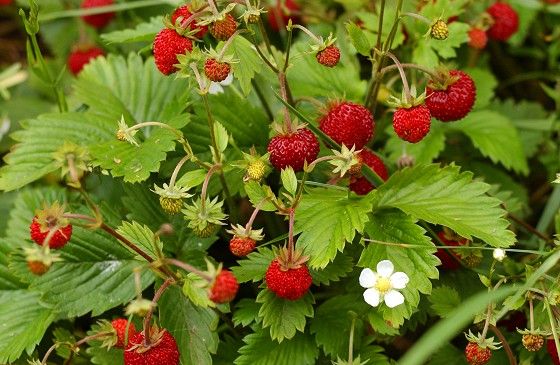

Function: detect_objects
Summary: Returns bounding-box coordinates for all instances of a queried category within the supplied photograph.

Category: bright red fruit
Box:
[229,237,256,257]
[153,28,193,75]
[81,0,115,29]
[267,127,320,171]
[265,259,312,300]
[316,46,340,67]
[0,0,13,5]
[426,70,476,122]
[209,269,239,304]
[204,58,231,82]
[392,104,431,143]
[349,149,388,195]
[468,28,488,50]
[268,0,300,32]
[548,339,560,365]
[111,318,136,349]
[67,47,104,75]
[465,342,492,365]
[124,330,179,365]
[486,2,519,41]
[319,101,374,149]
[209,14,237,41]
[171,5,208,38]
[30,217,72,249]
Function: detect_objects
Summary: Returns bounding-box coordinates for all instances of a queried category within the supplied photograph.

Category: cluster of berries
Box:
[468,2,519,50]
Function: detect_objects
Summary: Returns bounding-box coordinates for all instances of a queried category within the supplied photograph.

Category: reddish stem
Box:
[166,258,213,282]
[143,278,175,347]
[287,208,295,262]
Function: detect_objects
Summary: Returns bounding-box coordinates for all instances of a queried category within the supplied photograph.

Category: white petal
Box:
[363,288,381,307]
[208,82,224,95]
[376,260,394,278]
[359,268,377,288]
[390,272,409,289]
[384,290,405,308]
[219,73,234,86]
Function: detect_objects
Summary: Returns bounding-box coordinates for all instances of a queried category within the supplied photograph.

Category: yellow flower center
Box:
[375,277,391,294]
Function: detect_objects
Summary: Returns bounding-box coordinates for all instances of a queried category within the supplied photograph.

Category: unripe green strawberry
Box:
[159,196,183,215]
[522,334,544,352]
[430,19,449,40]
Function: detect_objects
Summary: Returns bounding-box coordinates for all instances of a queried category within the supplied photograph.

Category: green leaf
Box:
[116,221,162,261]
[346,22,372,56]
[231,247,274,283]
[159,285,219,365]
[448,111,529,175]
[244,182,277,212]
[101,16,163,44]
[257,289,314,342]
[231,35,263,95]
[428,286,462,319]
[182,273,215,308]
[371,164,516,248]
[235,329,319,365]
[233,298,262,327]
[425,344,468,365]
[465,68,497,110]
[214,121,229,153]
[295,188,373,269]
[385,123,446,165]
[359,210,439,326]
[412,22,470,68]
[0,290,56,363]
[176,169,207,189]
[86,321,125,365]
[280,167,298,196]
[122,182,168,231]
[309,252,353,285]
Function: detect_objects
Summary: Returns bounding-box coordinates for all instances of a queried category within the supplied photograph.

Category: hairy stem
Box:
[168,155,191,189]
[143,278,175,346]
[489,325,517,365]
[386,52,412,103]
[167,258,213,281]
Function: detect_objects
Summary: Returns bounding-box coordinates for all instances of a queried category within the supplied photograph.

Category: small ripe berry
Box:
[426,70,476,122]
[349,149,389,195]
[204,58,231,82]
[522,334,544,352]
[465,342,492,365]
[27,260,49,276]
[124,330,179,365]
[209,14,237,41]
[430,20,449,40]
[171,5,208,38]
[111,318,136,349]
[392,104,431,143]
[547,339,560,365]
[267,128,320,172]
[230,237,256,257]
[268,0,300,32]
[316,46,340,67]
[30,217,73,249]
[153,28,193,75]
[67,47,104,75]
[319,101,375,149]
[209,269,239,304]
[81,0,116,29]
[468,28,488,50]
[486,2,519,41]
[265,259,312,300]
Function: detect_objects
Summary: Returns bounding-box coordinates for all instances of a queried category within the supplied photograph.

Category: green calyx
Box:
[387,85,426,109]
[183,197,228,237]
[465,330,502,350]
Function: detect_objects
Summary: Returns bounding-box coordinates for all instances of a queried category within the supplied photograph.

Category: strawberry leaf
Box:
[429,286,462,319]
[101,16,162,44]
[370,164,516,248]
[231,247,274,283]
[86,322,125,365]
[385,123,446,165]
[230,35,263,95]
[116,220,162,261]
[256,289,314,342]
[295,188,373,269]
[309,252,353,285]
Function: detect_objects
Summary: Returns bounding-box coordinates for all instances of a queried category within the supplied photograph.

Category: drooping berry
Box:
[67,46,104,75]
[465,342,492,365]
[209,14,237,41]
[468,28,488,50]
[30,204,73,249]
[486,2,519,41]
[124,329,179,365]
[229,237,256,257]
[209,269,239,304]
[316,45,340,67]
[392,104,431,143]
[81,0,115,29]
[522,333,544,352]
[153,28,193,75]
[265,258,312,300]
[267,127,320,172]
[349,149,389,195]
[426,70,476,122]
[319,101,374,149]
[171,5,208,38]
[204,58,231,82]
[111,318,136,349]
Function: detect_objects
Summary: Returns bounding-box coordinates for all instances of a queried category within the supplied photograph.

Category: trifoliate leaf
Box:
[233,298,262,327]
[232,247,274,283]
[428,286,462,319]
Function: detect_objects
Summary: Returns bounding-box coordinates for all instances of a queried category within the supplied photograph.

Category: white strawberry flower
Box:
[208,73,234,95]
[359,260,409,308]
[493,248,506,262]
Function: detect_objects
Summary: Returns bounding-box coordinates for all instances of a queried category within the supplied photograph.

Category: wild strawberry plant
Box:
[0,0,559,364]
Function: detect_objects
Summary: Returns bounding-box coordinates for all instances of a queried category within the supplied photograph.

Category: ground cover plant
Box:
[0,0,559,364]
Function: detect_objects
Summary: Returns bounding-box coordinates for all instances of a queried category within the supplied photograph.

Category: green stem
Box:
[168,155,191,189]
[546,300,560,362]
[375,0,386,50]
[348,316,357,364]
[385,52,412,103]
[40,0,169,21]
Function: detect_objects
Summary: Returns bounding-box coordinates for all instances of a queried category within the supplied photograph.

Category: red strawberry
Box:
[548,339,560,365]
[0,0,13,5]
[545,0,560,3]
[268,0,300,32]
[30,204,73,249]
[465,342,492,365]
[319,101,374,149]
[124,329,179,365]
[316,45,340,67]
[204,58,231,82]
[230,237,256,257]
[267,127,320,171]
[209,269,239,304]
[392,104,431,143]
[265,258,312,300]
[81,0,115,29]
[486,2,519,41]
[426,70,476,122]
[468,28,488,50]
[171,5,208,38]
[349,149,388,195]
[434,231,465,270]
[27,260,49,276]
[153,28,193,75]
[67,46,104,75]
[111,318,136,349]
[209,14,237,41]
